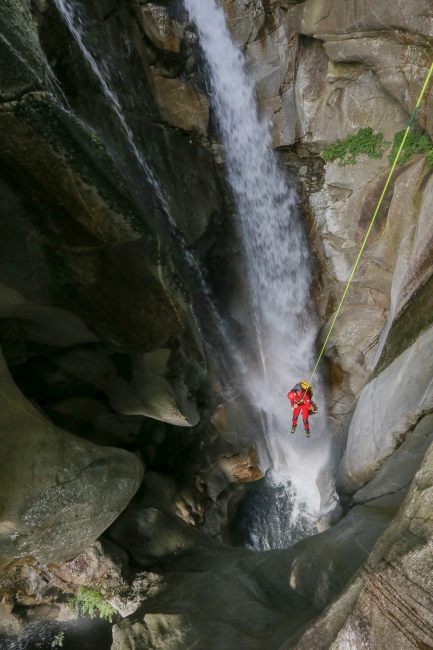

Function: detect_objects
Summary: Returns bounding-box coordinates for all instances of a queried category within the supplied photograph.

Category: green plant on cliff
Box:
[322,127,433,168]
[321,127,389,166]
[51,632,65,648]
[67,586,116,622]
[388,129,433,165]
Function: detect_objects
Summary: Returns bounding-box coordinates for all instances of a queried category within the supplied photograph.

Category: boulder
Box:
[0,347,143,564]
[26,345,200,428]
[112,612,267,650]
[136,4,184,53]
[336,324,433,495]
[108,506,214,568]
[46,538,129,592]
[109,485,401,650]
[202,447,263,500]
[253,492,401,613]
[137,471,207,527]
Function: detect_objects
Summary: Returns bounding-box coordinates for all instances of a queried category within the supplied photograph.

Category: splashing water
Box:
[235,471,317,551]
[185,0,329,544]
[51,0,328,546]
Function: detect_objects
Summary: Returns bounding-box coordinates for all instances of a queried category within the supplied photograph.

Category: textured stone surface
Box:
[287,0,433,135]
[353,413,433,505]
[311,151,431,436]
[152,73,209,136]
[0,347,143,563]
[287,427,433,650]
[113,349,200,427]
[222,0,265,47]
[244,20,298,147]
[108,505,215,568]
[295,40,409,150]
[112,612,267,650]
[136,4,184,53]
[4,0,433,646]
[337,324,433,495]
[46,538,129,592]
[109,486,400,649]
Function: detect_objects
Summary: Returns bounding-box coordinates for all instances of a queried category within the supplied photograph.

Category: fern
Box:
[51,632,65,648]
[67,586,116,623]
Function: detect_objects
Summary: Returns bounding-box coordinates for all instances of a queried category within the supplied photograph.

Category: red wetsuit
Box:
[287,386,312,433]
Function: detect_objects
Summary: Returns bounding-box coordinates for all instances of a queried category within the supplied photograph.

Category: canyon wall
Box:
[1,0,433,648]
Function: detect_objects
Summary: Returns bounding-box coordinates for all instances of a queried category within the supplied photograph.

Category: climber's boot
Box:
[305,429,310,438]
[290,426,296,434]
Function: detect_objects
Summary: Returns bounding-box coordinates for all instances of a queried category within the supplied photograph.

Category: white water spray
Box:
[185,0,327,532]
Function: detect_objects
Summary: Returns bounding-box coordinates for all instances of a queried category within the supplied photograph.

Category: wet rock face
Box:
[0,347,144,564]
[2,0,433,647]
[290,425,433,650]
[0,0,259,569]
[337,326,433,494]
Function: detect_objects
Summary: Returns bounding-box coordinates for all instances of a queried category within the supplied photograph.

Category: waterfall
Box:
[52,0,327,547]
[185,0,328,544]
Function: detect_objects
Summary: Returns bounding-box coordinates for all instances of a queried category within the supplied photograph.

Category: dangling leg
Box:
[291,406,301,434]
[302,405,310,437]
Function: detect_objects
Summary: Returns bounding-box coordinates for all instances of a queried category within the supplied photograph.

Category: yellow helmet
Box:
[300,380,314,395]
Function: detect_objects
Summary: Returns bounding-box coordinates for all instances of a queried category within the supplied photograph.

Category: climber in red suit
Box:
[287,381,317,438]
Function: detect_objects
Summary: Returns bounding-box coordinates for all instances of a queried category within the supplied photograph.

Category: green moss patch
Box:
[321,128,389,166]
[388,129,433,166]
[322,128,433,168]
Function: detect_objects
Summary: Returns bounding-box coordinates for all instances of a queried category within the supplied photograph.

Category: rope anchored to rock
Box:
[308,61,433,387]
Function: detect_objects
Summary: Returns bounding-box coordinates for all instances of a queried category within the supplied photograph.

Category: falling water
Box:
[52,0,170,213]
[51,0,326,547]
[185,0,327,545]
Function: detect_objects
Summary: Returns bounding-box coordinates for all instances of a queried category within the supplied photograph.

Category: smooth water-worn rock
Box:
[0,348,143,564]
[311,150,433,440]
[288,425,433,650]
[112,612,269,650]
[108,505,216,568]
[109,476,403,649]
[112,349,200,427]
[353,412,433,505]
[3,0,433,647]
[337,324,433,494]
[43,397,143,447]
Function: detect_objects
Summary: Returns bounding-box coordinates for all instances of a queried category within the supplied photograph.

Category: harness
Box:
[294,388,306,406]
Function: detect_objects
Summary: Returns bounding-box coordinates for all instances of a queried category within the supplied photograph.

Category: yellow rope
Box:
[308,61,433,387]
